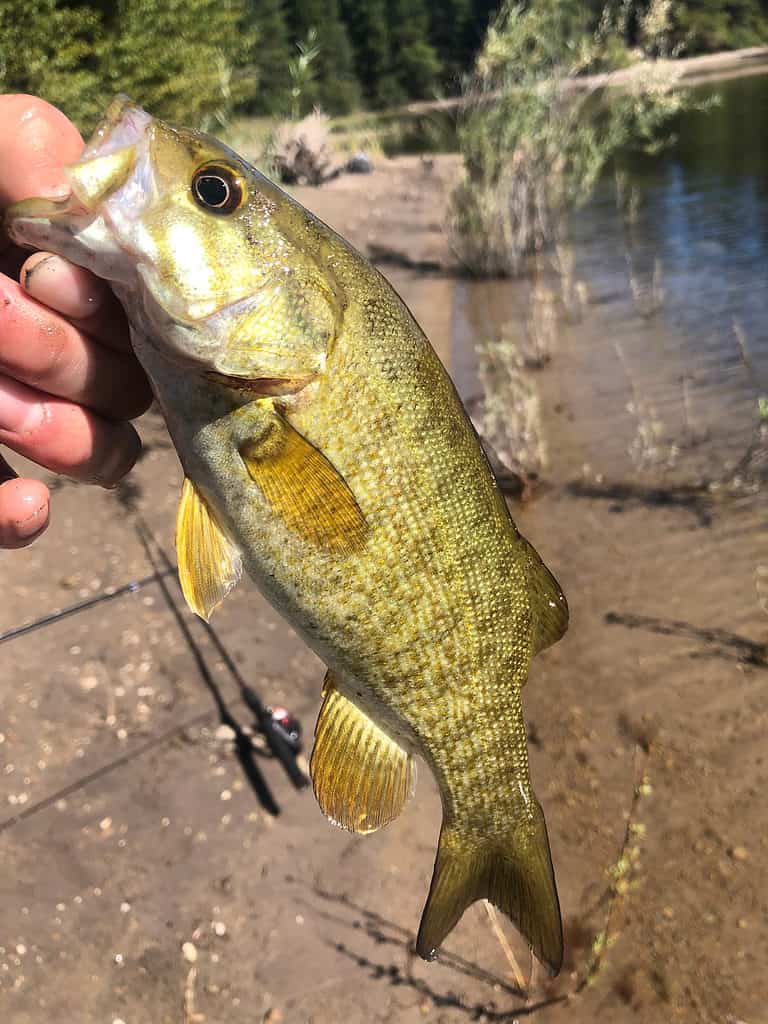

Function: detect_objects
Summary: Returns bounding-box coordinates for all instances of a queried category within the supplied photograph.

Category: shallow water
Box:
[454,73,768,484]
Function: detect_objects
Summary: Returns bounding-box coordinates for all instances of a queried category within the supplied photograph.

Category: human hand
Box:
[0,95,152,548]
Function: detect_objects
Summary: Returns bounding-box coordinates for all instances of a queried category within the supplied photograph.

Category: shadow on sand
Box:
[306,886,567,1020]
[605,611,767,669]
[565,479,713,527]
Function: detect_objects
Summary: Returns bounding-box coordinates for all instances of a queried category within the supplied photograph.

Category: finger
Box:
[0,374,141,487]
[0,275,151,420]
[0,466,49,549]
[0,95,83,207]
[21,253,132,352]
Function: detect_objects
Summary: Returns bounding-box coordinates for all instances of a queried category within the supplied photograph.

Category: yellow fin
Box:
[416,801,563,974]
[241,417,367,555]
[310,673,416,835]
[521,538,569,657]
[175,477,242,621]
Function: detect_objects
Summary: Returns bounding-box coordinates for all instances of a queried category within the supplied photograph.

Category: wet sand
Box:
[0,156,765,1023]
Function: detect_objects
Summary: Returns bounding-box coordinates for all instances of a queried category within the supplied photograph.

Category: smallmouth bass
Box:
[6,97,569,971]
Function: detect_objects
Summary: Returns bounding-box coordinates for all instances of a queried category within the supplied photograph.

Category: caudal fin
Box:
[416,802,563,975]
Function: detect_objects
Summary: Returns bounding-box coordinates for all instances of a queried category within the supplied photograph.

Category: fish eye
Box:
[191,165,243,214]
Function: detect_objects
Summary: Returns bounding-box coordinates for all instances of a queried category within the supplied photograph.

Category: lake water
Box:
[455,72,768,486]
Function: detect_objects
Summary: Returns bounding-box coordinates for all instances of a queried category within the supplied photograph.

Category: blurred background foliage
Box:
[1,0,767,132]
[448,0,711,276]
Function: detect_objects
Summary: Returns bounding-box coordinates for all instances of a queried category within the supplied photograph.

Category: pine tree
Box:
[428,0,474,90]
[284,0,360,114]
[103,0,258,127]
[674,0,768,51]
[388,0,442,102]
[244,0,293,115]
[0,0,105,130]
[339,0,393,107]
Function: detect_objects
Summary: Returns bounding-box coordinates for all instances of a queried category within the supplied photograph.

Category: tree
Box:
[243,0,293,115]
[673,0,768,52]
[284,0,360,113]
[0,0,105,130]
[101,0,258,128]
[339,0,393,106]
[428,0,474,89]
[388,0,442,102]
[450,0,699,275]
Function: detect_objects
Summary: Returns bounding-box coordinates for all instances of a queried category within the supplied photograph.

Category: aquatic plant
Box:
[474,335,547,482]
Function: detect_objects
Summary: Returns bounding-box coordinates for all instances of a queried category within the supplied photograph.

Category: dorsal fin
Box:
[521,538,568,656]
[241,416,368,555]
[310,672,416,835]
[175,477,242,621]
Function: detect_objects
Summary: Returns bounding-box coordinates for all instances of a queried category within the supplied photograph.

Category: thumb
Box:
[0,95,84,207]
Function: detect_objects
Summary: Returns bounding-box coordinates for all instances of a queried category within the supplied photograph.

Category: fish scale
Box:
[6,95,569,972]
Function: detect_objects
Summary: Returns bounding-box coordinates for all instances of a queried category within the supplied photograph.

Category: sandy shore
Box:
[0,150,765,1024]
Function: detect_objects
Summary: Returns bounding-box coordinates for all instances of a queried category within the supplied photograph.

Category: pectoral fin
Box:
[241,417,368,555]
[175,477,242,621]
[310,673,416,834]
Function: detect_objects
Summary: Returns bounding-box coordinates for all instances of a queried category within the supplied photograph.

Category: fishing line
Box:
[135,521,280,815]
[0,524,308,834]
[0,706,219,835]
[0,569,176,646]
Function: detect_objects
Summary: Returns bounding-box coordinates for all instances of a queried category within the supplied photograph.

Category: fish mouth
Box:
[5,96,152,284]
[80,94,149,161]
[4,192,93,251]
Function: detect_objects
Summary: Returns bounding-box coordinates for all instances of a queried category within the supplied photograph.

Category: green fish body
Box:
[6,97,568,971]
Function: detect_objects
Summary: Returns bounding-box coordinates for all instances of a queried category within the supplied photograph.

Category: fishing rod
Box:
[0,525,309,833]
[135,520,308,795]
[0,569,176,646]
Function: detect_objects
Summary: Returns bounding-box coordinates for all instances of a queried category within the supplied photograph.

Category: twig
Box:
[733,319,753,374]
[183,965,205,1023]
[570,745,652,996]
[483,900,527,994]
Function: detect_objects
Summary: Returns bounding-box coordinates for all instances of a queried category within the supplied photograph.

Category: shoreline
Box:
[403,44,768,115]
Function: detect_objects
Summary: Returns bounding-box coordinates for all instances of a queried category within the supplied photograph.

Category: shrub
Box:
[448,0,698,277]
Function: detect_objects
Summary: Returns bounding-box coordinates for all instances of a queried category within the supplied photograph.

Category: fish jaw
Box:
[5,98,154,289]
[5,98,221,368]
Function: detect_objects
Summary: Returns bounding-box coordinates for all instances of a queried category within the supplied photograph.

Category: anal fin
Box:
[310,672,416,834]
[175,477,242,621]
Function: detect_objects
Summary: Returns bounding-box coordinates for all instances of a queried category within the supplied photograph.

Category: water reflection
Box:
[459,73,768,484]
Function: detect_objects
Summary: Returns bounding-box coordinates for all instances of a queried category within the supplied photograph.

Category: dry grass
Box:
[269,111,341,185]
[474,335,547,482]
[570,745,654,996]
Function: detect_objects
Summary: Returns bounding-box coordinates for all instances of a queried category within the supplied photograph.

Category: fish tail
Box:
[416,800,563,975]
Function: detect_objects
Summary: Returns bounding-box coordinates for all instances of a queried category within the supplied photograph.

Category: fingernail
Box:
[21,253,57,290]
[0,377,45,434]
[13,489,48,538]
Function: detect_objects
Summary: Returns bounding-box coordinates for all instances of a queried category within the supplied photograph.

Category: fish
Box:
[6,96,569,972]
